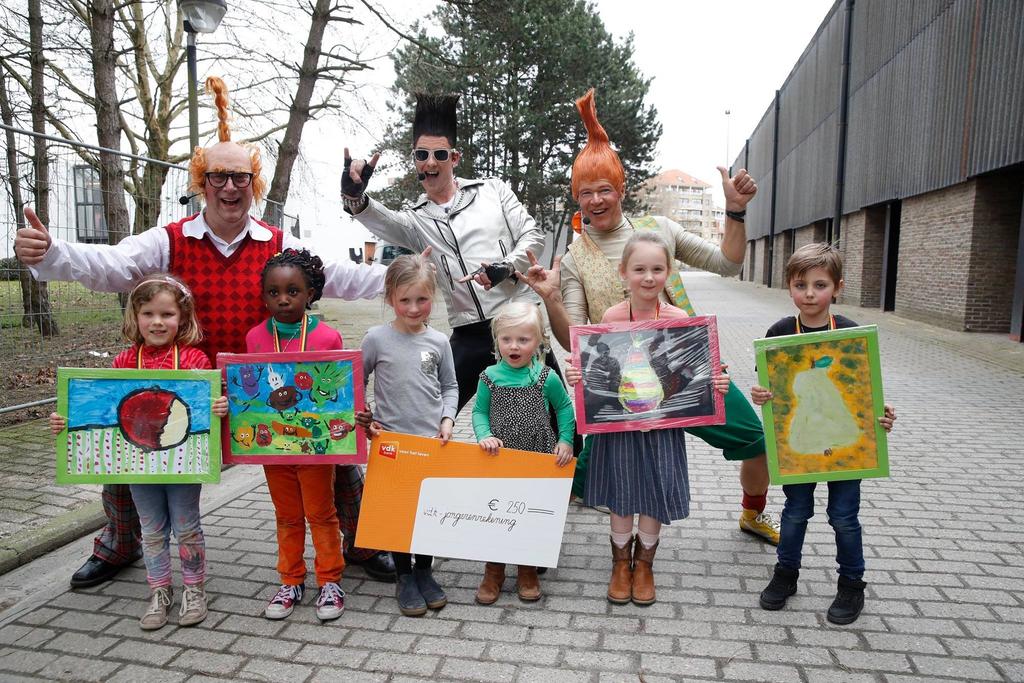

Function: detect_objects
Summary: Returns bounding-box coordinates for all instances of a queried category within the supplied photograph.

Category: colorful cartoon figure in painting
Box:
[617,336,664,413]
[241,248,349,622]
[565,232,731,607]
[308,363,349,406]
[751,243,896,626]
[50,275,228,631]
[235,365,264,398]
[471,302,575,605]
[360,251,459,617]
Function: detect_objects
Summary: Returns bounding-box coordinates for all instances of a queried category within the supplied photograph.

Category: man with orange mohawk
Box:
[15,77,396,592]
[521,89,779,564]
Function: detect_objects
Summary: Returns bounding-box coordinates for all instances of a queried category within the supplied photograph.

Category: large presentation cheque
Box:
[355,431,576,567]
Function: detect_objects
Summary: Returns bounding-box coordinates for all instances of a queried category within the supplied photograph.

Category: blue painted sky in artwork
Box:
[224,360,355,416]
[67,378,212,431]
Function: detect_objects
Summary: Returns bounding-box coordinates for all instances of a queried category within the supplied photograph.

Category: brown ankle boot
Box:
[516,566,541,602]
[607,536,633,604]
[475,563,505,605]
[631,538,659,605]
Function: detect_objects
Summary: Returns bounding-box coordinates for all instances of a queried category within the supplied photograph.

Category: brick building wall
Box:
[841,206,885,307]
[896,181,976,330]
[964,171,1023,332]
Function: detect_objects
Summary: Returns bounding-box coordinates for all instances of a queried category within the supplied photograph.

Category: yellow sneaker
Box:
[739,508,780,545]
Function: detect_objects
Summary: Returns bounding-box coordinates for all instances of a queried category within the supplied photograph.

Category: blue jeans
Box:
[129,484,205,588]
[777,479,864,580]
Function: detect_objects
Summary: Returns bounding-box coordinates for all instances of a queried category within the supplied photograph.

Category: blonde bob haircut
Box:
[187,77,268,203]
[122,274,203,347]
[491,302,548,361]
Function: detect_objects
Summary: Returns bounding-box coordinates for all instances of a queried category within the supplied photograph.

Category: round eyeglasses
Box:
[204,171,254,188]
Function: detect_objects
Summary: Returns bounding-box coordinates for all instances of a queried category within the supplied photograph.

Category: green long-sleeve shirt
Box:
[472,359,576,446]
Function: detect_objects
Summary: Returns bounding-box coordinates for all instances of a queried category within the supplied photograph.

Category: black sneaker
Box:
[396,573,427,617]
[827,576,866,625]
[413,567,447,610]
[759,563,799,610]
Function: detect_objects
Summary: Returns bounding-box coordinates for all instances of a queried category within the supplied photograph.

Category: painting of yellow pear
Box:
[754,326,889,485]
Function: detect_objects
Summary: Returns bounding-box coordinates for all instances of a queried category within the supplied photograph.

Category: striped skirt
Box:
[583,428,690,525]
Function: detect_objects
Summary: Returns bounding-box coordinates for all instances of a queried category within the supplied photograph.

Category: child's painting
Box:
[56,368,222,484]
[217,350,366,464]
[569,316,725,434]
[754,325,889,484]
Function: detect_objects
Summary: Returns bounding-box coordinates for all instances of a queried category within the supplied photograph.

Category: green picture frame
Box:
[56,367,222,484]
[754,325,889,485]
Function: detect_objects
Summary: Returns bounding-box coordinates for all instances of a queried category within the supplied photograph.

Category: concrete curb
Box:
[0,501,107,576]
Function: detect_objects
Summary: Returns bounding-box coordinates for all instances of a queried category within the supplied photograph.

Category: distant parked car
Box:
[377,242,414,266]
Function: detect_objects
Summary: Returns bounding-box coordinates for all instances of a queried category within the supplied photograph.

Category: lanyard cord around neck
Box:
[795,314,836,334]
[137,344,179,370]
[628,301,660,322]
[273,314,308,352]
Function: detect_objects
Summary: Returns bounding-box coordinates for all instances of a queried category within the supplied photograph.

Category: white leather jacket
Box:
[353,177,545,328]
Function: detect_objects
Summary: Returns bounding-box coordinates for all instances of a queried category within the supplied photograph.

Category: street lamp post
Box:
[724,109,732,168]
[180,0,227,212]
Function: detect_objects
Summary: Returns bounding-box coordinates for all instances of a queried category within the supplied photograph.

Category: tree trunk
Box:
[261,0,333,225]
[25,0,57,337]
[89,0,131,247]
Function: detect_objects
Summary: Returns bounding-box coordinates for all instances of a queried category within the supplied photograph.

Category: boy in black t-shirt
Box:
[751,243,896,625]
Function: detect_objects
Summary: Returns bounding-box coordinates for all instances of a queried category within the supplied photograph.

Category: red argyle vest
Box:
[166,215,284,359]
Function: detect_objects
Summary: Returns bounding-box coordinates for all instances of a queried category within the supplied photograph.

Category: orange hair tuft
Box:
[570,88,626,200]
[187,77,267,204]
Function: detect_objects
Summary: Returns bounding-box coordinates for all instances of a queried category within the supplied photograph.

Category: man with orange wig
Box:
[15,78,397,591]
[521,89,778,590]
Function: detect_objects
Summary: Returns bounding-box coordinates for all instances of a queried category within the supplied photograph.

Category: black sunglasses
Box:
[205,171,254,188]
[412,148,455,162]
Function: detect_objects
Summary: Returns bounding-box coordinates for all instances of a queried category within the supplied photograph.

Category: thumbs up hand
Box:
[717,166,757,212]
[15,207,53,265]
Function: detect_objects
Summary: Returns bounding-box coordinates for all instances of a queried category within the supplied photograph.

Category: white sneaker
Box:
[140,586,172,631]
[315,582,345,622]
[179,583,208,627]
[264,583,304,620]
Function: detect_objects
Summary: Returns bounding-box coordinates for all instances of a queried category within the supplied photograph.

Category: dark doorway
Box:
[1011,190,1024,342]
[880,201,901,311]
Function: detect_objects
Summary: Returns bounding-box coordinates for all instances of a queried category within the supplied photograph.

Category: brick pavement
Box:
[0,273,1022,681]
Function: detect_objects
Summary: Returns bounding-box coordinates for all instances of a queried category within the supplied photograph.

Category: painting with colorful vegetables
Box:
[55,368,222,484]
[217,350,366,464]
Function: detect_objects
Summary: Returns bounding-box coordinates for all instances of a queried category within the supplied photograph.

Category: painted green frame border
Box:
[56,367,222,484]
[754,325,889,485]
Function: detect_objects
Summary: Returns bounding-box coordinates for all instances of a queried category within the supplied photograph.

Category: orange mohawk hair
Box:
[187,77,267,203]
[570,88,626,200]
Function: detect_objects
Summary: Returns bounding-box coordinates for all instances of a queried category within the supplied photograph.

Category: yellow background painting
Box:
[766,337,878,477]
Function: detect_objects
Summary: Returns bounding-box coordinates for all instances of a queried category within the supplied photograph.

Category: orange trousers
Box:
[264,464,344,586]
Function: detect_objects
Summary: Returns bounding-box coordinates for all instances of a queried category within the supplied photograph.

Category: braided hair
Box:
[260,248,326,309]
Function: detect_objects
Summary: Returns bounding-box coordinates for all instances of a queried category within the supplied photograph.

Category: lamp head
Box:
[180,0,227,33]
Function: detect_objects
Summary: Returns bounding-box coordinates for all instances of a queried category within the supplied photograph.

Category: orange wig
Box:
[570,88,626,201]
[188,77,267,202]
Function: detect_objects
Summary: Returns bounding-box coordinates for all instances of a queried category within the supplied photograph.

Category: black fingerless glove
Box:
[483,262,516,286]
[341,156,375,198]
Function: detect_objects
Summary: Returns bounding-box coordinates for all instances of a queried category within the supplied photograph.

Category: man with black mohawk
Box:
[343,93,552,412]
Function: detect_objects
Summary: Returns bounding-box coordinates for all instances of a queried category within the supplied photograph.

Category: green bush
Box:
[0,256,23,281]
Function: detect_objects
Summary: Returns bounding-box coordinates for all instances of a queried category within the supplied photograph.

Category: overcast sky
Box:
[285,0,836,255]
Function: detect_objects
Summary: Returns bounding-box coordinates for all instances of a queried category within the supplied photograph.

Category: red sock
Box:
[742,491,767,513]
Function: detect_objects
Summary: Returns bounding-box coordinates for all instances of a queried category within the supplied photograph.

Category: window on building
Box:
[73,165,108,244]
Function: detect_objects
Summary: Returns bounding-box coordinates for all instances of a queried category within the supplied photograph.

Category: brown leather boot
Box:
[631,538,659,605]
[516,566,542,601]
[475,563,505,605]
[607,536,633,604]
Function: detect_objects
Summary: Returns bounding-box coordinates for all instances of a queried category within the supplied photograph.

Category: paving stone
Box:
[105,640,182,666]
[309,668,386,683]
[169,651,244,676]
[107,664,190,683]
[721,662,803,683]
[293,644,370,668]
[519,666,594,682]
[363,652,439,676]
[238,658,313,682]
[440,658,518,682]
[38,653,120,682]
[414,636,487,658]
[910,654,1003,681]
[639,653,717,678]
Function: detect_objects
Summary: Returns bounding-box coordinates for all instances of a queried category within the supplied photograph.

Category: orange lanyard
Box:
[137,344,179,369]
[795,314,835,333]
[273,315,308,352]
